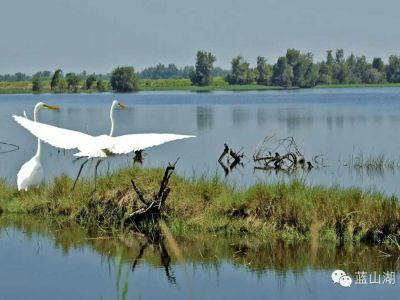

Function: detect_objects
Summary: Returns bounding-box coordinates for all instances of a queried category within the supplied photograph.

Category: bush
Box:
[110,66,139,92]
[32,76,43,92]
[96,79,109,92]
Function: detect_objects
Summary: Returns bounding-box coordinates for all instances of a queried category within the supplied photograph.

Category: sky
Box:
[1,0,399,74]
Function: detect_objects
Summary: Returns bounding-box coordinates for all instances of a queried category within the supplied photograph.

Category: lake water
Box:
[1,89,400,299]
[0,216,399,300]
[1,88,400,194]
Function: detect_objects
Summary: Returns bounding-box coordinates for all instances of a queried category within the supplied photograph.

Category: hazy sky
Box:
[1,0,399,74]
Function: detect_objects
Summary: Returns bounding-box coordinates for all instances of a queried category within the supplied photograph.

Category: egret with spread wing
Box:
[16,102,59,191]
[13,100,195,190]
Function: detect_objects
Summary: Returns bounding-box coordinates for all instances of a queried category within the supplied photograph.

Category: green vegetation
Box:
[65,72,81,92]
[110,66,139,92]
[50,69,63,91]
[347,153,400,169]
[1,48,400,93]
[189,50,216,86]
[31,76,43,92]
[84,74,97,90]
[255,56,272,85]
[0,166,399,245]
[272,56,293,87]
[226,56,256,85]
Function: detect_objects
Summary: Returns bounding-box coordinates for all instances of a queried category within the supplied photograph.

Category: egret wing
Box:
[109,133,195,154]
[13,115,96,150]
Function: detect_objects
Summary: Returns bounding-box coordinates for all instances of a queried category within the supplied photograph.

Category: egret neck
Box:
[33,103,42,158]
[109,101,117,137]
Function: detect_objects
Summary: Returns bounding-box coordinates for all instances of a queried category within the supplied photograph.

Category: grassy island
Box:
[0,166,399,246]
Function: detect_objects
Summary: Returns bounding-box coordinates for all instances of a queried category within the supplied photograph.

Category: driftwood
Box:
[218,143,244,175]
[253,135,314,171]
[128,159,178,223]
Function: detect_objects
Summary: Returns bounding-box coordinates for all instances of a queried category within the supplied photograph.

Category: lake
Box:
[1,88,400,194]
[1,88,400,299]
[0,216,399,300]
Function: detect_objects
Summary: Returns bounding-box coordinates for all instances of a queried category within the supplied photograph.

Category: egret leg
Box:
[93,159,103,192]
[71,158,89,193]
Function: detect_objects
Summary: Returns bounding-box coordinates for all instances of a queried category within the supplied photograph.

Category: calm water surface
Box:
[1,89,400,299]
[0,217,399,300]
[1,88,400,194]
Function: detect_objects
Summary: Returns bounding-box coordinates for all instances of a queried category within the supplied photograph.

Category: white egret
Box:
[13,100,195,190]
[16,102,59,191]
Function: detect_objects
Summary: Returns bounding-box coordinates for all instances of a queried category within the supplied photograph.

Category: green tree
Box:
[85,74,97,89]
[352,56,370,83]
[317,62,332,84]
[363,68,386,84]
[32,76,43,92]
[51,69,63,90]
[335,49,345,64]
[110,66,139,92]
[386,55,400,83]
[272,56,293,87]
[226,55,255,85]
[346,53,356,70]
[189,51,216,86]
[96,79,109,92]
[255,56,272,85]
[57,78,67,92]
[286,49,301,67]
[66,73,81,92]
[292,52,318,88]
[372,57,384,72]
[332,63,350,84]
[326,50,334,66]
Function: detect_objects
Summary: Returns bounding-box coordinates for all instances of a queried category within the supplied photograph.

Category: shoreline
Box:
[1,82,400,95]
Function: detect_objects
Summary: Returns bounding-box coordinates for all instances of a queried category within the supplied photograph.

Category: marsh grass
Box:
[0,166,399,245]
[347,152,400,170]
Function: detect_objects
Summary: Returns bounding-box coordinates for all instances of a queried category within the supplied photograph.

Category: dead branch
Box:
[218,143,244,175]
[218,143,230,161]
[130,179,150,206]
[253,135,315,171]
[128,159,178,222]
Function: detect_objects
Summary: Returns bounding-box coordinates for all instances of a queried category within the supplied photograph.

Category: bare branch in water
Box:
[253,135,317,172]
[218,143,245,176]
[0,141,19,154]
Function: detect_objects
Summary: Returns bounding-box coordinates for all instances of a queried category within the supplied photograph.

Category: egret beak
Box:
[118,102,128,109]
[43,104,60,110]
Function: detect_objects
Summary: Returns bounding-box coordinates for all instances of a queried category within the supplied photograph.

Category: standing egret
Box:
[13,100,195,190]
[16,102,59,191]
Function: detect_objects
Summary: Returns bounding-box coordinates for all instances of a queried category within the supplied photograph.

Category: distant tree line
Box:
[188,49,400,88]
[139,63,228,79]
[30,69,111,92]
[2,49,400,92]
[222,49,400,88]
